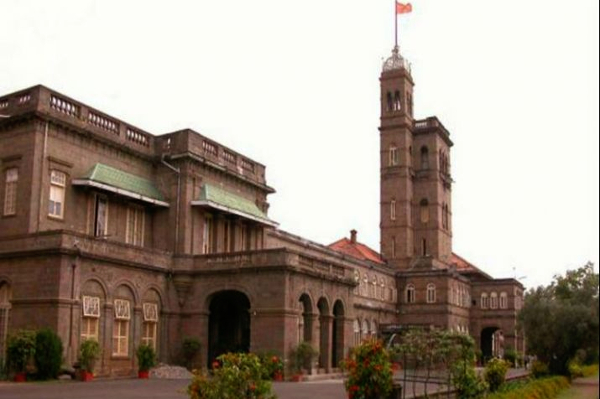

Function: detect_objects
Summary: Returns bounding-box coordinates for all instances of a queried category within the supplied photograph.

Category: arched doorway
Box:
[208,290,251,366]
[481,326,502,363]
[331,300,345,368]
[0,282,11,363]
[298,294,313,344]
[317,297,330,370]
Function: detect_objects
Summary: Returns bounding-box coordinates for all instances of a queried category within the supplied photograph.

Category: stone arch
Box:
[0,279,12,362]
[202,284,255,314]
[207,290,251,367]
[141,287,163,354]
[480,326,503,362]
[331,300,345,368]
[298,293,314,344]
[317,297,330,369]
[111,279,140,305]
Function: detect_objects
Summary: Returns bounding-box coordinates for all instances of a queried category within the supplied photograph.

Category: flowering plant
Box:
[342,339,393,399]
[188,353,275,399]
[258,353,284,380]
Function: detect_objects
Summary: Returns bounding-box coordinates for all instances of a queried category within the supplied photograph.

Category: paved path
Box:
[557,374,599,399]
[0,368,530,399]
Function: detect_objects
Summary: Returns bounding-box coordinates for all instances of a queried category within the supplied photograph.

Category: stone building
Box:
[0,46,523,376]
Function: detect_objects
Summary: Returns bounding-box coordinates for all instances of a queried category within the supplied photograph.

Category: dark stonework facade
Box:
[0,47,523,376]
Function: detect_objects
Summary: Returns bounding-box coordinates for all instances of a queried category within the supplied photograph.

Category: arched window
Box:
[370,275,377,298]
[420,146,429,169]
[362,319,369,339]
[390,199,396,221]
[386,92,393,112]
[389,146,399,166]
[371,320,377,338]
[353,319,361,346]
[394,91,401,111]
[500,292,508,309]
[426,283,436,303]
[490,292,498,309]
[481,293,488,309]
[361,273,368,297]
[379,277,386,301]
[420,199,430,223]
[405,284,415,304]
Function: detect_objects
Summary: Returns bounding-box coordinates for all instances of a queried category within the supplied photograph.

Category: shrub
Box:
[188,352,275,399]
[504,349,517,367]
[485,358,510,392]
[6,330,36,373]
[289,342,318,374]
[568,360,583,379]
[181,337,201,370]
[581,363,599,377]
[136,344,157,372]
[342,339,393,399]
[258,352,283,379]
[78,339,100,373]
[487,376,569,399]
[451,364,488,399]
[531,359,550,378]
[34,328,64,380]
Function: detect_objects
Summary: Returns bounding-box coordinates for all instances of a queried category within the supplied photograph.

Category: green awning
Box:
[72,163,169,207]
[191,184,277,226]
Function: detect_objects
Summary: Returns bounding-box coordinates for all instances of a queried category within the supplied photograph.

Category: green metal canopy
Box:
[72,163,169,207]
[192,184,277,226]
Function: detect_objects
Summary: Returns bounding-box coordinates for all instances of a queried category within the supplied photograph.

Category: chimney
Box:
[350,229,357,244]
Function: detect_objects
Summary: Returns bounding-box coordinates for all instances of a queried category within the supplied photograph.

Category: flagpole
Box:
[394,1,398,48]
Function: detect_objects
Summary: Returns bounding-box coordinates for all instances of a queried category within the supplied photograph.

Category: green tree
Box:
[519,262,599,375]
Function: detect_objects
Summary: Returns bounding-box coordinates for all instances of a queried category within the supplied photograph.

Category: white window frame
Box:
[405,284,415,304]
[389,146,399,166]
[126,205,145,246]
[490,292,498,309]
[390,199,396,221]
[48,170,67,219]
[94,194,109,237]
[426,283,436,303]
[481,293,489,309]
[112,299,131,356]
[3,168,18,216]
[500,292,508,309]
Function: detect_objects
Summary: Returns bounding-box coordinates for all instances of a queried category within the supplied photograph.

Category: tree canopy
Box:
[519,262,599,375]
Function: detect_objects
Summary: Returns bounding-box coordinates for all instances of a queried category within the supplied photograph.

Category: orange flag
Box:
[396,2,413,14]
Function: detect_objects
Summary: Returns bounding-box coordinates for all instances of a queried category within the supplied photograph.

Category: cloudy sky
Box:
[1,0,598,289]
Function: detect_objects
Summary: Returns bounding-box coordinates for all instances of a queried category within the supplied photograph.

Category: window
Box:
[420,199,430,224]
[379,278,386,300]
[391,236,396,258]
[0,282,12,359]
[142,303,158,350]
[421,238,427,256]
[389,146,399,166]
[362,320,369,339]
[361,273,368,297]
[390,199,396,221]
[126,205,145,246]
[405,284,415,303]
[386,92,393,112]
[112,299,130,356]
[500,292,508,309]
[420,146,429,169]
[490,292,498,309]
[370,275,377,297]
[48,170,66,218]
[94,195,108,237]
[3,168,18,216]
[81,295,100,341]
[481,293,489,309]
[371,320,377,338]
[203,215,214,254]
[394,91,401,111]
[353,319,361,345]
[426,283,436,303]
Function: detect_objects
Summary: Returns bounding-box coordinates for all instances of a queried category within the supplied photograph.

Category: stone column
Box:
[319,314,333,372]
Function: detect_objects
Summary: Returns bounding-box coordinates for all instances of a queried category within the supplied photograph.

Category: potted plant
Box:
[289,342,318,381]
[78,339,100,381]
[136,344,156,379]
[6,330,36,382]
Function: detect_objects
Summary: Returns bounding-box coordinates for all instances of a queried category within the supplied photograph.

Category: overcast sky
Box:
[1,0,598,289]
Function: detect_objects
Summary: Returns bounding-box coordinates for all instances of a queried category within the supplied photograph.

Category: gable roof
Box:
[328,237,385,264]
[450,253,493,279]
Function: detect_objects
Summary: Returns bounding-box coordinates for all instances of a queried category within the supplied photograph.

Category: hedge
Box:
[487,376,569,399]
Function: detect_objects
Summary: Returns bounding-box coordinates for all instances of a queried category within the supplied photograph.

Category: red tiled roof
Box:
[451,253,478,271]
[328,238,385,264]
